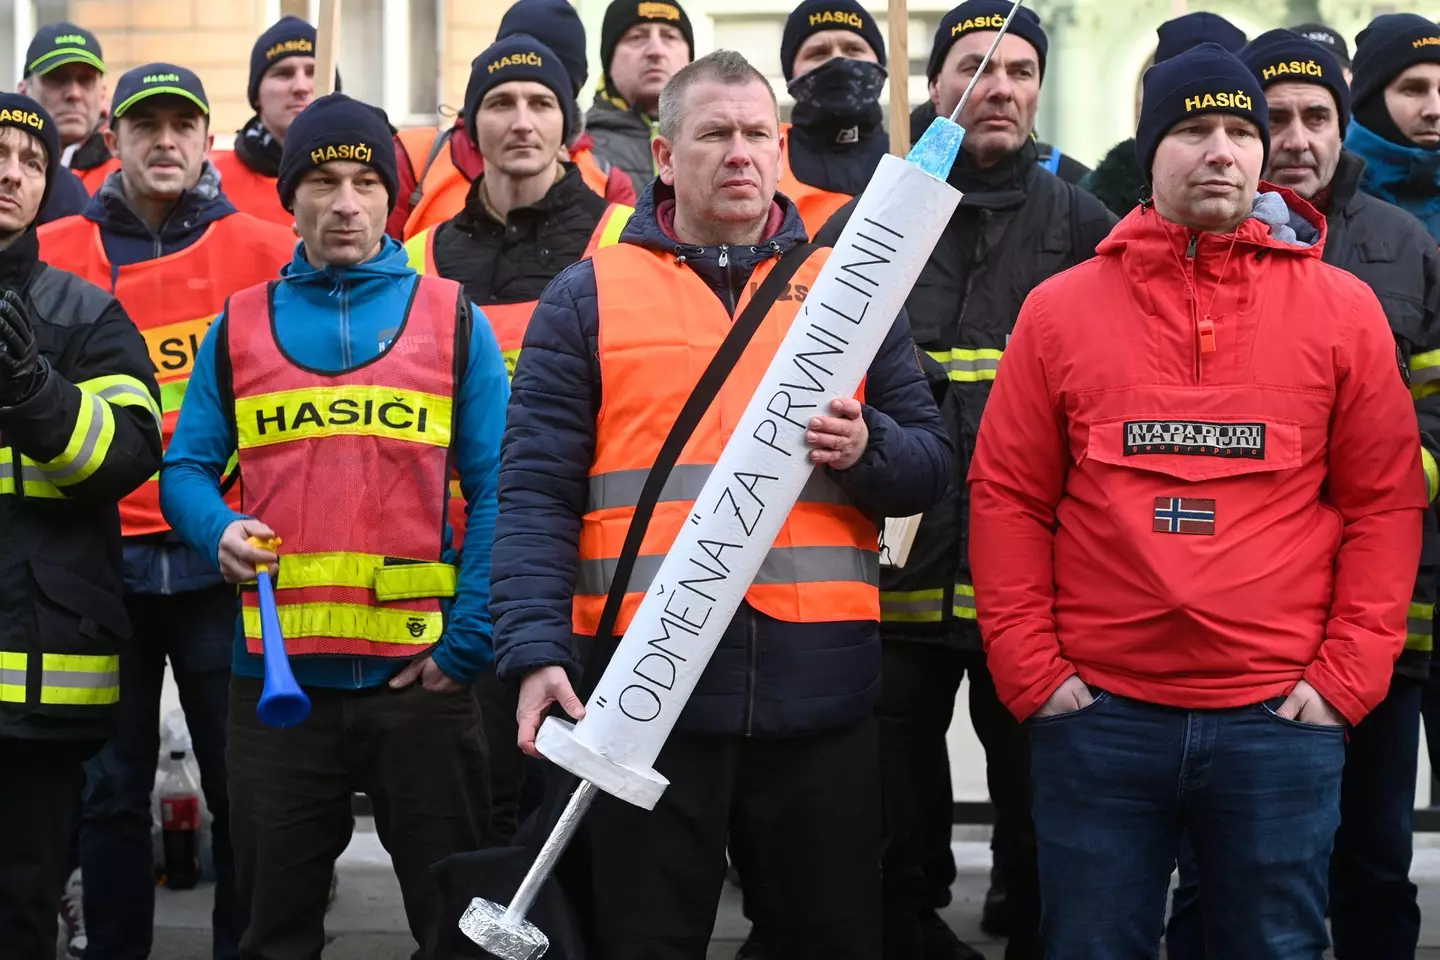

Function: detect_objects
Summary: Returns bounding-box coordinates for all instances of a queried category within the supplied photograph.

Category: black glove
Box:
[0,289,44,404]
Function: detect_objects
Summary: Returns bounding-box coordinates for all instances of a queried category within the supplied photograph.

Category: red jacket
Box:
[968,184,1426,725]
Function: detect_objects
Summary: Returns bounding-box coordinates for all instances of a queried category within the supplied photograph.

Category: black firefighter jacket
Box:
[818,139,1117,650]
[1326,150,1440,679]
[0,234,163,742]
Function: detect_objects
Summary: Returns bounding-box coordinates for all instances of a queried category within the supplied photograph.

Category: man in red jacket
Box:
[968,43,1426,958]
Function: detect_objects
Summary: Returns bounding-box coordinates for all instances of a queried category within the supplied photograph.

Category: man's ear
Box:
[654,134,675,186]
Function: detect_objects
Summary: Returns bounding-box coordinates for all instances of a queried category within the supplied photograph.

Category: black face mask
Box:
[787,57,886,140]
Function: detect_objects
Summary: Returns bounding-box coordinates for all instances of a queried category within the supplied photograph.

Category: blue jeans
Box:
[80,586,244,960]
[1029,690,1344,960]
[1168,676,1420,959]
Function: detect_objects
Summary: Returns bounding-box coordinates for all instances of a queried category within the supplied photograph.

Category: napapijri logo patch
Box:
[1124,420,1266,459]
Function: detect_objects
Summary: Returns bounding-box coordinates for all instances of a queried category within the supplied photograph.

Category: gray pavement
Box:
[145,822,1440,959]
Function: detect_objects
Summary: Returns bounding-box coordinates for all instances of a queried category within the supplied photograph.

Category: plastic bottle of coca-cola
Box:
[159,749,200,889]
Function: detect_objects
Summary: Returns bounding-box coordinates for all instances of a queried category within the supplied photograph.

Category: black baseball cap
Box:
[110,64,209,120]
[25,22,104,77]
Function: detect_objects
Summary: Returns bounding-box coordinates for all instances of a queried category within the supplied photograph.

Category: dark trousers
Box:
[81,586,243,960]
[582,718,882,960]
[227,675,490,960]
[877,640,1042,959]
[473,665,543,846]
[1167,675,1421,960]
[0,741,93,960]
[1032,692,1343,960]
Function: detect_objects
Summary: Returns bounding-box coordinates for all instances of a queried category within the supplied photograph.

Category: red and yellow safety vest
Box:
[576,243,881,635]
[37,212,296,537]
[226,275,464,658]
[209,150,294,229]
[778,122,855,240]
[403,202,634,550]
[75,156,120,194]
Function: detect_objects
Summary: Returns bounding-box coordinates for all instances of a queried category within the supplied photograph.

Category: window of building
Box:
[308,0,440,126]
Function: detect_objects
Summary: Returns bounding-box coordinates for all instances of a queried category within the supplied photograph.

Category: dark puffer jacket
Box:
[490,181,951,736]
[430,164,608,306]
[1323,150,1440,679]
[818,139,1116,652]
[1079,136,1147,219]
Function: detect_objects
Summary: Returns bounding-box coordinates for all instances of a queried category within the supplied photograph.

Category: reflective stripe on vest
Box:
[927,347,1003,382]
[227,274,461,658]
[1409,601,1435,652]
[406,209,632,381]
[777,122,855,239]
[37,214,293,533]
[880,588,944,623]
[40,653,120,705]
[953,582,977,620]
[577,242,880,635]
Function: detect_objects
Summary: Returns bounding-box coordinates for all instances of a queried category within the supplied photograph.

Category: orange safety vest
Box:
[404,202,635,550]
[398,127,471,242]
[208,150,294,229]
[226,275,463,658]
[37,212,296,537]
[75,156,119,194]
[576,243,881,635]
[777,122,855,240]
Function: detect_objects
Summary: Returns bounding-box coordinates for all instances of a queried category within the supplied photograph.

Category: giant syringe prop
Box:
[460,6,1024,956]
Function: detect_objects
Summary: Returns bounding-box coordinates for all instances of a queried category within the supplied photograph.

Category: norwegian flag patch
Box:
[1153,497,1216,536]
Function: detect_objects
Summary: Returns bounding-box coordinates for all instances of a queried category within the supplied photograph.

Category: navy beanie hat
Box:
[928,1,1047,82]
[1240,29,1350,131]
[277,94,397,212]
[600,0,695,85]
[465,36,574,146]
[498,0,588,97]
[249,17,317,109]
[0,94,58,220]
[1154,12,1246,65]
[1352,14,1440,111]
[781,0,886,81]
[1135,43,1270,185]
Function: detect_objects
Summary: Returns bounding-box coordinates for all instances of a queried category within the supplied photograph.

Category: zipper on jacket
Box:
[339,279,352,367]
[743,608,758,736]
[1185,232,1201,385]
[718,245,739,316]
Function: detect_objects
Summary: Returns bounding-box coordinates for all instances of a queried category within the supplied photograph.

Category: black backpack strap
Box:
[575,241,820,698]
[406,127,455,214]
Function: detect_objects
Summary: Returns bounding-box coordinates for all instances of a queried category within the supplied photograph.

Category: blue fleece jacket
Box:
[160,236,510,688]
[1345,120,1440,242]
[85,164,248,596]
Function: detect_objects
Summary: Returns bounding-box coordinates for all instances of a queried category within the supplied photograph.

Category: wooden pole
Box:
[314,0,342,97]
[887,0,910,155]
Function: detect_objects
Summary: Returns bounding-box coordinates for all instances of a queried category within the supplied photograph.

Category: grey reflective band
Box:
[39,394,105,484]
[42,667,119,688]
[1412,365,1440,386]
[577,545,880,597]
[94,382,162,425]
[0,668,24,686]
[587,464,853,513]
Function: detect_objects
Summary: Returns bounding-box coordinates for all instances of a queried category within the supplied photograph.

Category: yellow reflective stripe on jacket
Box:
[881,588,944,623]
[926,348,1003,382]
[34,388,116,486]
[1424,449,1439,505]
[235,386,453,450]
[242,602,443,646]
[0,449,65,498]
[953,582,978,619]
[404,231,430,274]
[40,653,119,705]
[594,205,634,249]
[77,374,162,428]
[0,651,25,702]
[273,552,456,599]
[1409,602,1435,652]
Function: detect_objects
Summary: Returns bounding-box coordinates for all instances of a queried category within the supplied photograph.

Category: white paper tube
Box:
[536,153,962,809]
